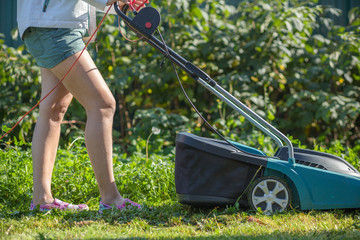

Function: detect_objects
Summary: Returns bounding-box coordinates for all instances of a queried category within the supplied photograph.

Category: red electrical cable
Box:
[117,0,149,42]
[0,5,112,141]
[128,0,149,11]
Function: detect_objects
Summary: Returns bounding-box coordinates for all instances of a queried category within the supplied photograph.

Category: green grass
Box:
[2,206,360,239]
[1,139,360,239]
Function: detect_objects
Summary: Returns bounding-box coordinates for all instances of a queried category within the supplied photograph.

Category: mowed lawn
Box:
[1,203,360,239]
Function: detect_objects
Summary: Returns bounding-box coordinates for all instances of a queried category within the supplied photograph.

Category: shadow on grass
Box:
[2,203,360,225]
[0,202,246,226]
[2,204,360,239]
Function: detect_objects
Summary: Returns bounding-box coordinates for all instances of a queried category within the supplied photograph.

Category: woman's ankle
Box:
[32,195,54,205]
[100,195,125,206]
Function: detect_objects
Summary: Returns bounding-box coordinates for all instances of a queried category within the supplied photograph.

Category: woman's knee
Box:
[103,96,116,117]
[87,96,116,119]
[39,101,70,123]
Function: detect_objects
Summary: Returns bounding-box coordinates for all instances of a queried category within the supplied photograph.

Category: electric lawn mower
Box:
[113,2,360,215]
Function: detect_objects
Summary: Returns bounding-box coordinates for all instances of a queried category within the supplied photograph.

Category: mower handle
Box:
[113,3,296,163]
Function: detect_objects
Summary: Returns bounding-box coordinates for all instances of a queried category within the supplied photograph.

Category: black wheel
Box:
[247,176,291,215]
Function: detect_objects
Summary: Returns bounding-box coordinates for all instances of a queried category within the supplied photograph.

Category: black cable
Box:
[115,3,271,159]
[156,27,251,154]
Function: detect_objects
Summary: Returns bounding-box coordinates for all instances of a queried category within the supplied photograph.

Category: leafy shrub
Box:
[1,0,359,154]
[0,37,40,142]
[127,108,189,154]
[93,0,359,152]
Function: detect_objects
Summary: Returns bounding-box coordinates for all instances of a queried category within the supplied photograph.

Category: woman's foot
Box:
[99,198,141,213]
[30,198,89,211]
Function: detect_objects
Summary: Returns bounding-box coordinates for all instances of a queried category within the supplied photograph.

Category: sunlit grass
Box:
[1,139,360,239]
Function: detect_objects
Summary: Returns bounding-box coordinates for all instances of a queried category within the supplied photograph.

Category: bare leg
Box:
[50,50,123,205]
[32,68,73,205]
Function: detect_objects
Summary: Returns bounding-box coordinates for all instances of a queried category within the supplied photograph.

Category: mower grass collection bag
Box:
[175,132,268,207]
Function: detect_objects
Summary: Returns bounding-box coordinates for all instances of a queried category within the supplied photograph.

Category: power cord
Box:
[155,27,248,154]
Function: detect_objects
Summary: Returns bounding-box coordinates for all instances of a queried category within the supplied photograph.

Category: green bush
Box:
[0,37,40,142]
[94,0,359,152]
[1,0,359,154]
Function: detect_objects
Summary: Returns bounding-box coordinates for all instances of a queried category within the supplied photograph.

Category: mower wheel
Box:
[247,176,291,215]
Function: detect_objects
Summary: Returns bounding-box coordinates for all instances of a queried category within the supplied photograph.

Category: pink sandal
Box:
[99,198,141,213]
[30,198,89,211]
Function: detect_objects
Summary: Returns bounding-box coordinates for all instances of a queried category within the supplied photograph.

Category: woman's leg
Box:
[32,68,73,205]
[50,50,123,205]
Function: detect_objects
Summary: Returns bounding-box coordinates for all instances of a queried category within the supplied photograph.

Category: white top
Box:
[17,0,108,38]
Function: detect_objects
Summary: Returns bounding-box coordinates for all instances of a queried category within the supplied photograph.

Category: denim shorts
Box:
[23,28,86,69]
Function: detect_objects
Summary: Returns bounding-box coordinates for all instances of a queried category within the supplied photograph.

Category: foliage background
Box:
[0,2,360,238]
[0,0,359,155]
